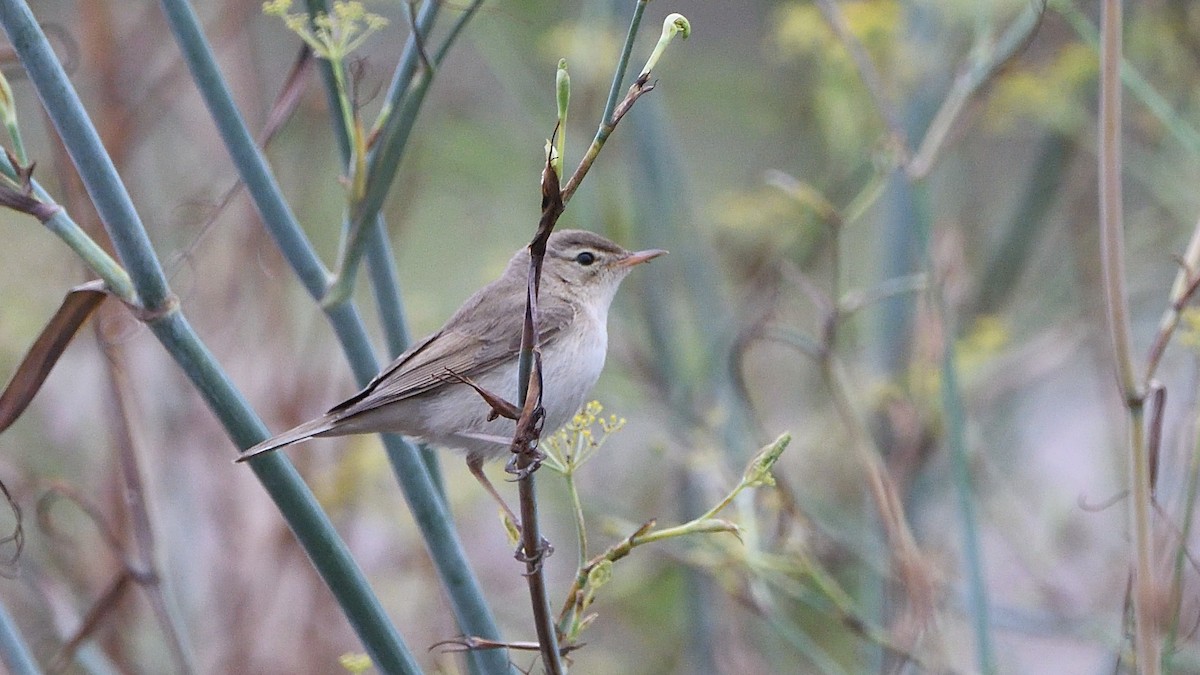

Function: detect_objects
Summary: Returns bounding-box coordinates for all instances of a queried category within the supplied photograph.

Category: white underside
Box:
[329,307,609,462]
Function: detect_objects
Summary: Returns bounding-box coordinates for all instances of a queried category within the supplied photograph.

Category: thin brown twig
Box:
[1098,0,1157,669]
[461,9,669,664]
[504,57,663,667]
[1145,253,1200,380]
[505,139,565,675]
[0,477,21,579]
[1147,382,1165,497]
[48,573,133,675]
[431,635,585,655]
[96,312,194,674]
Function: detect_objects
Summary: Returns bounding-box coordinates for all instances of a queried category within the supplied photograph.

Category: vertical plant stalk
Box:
[154,3,513,673]
[504,8,684,668]
[320,0,486,311]
[301,0,447,493]
[322,0,440,305]
[512,158,565,675]
[938,312,994,673]
[1098,0,1157,672]
[0,600,37,675]
[0,2,424,671]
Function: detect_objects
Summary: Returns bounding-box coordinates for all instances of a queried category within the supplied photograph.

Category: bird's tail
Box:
[235,414,339,463]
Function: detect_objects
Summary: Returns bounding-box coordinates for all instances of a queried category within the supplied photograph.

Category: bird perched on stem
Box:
[238,229,665,514]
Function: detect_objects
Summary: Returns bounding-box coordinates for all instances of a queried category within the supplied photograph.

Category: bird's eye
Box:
[575,251,596,266]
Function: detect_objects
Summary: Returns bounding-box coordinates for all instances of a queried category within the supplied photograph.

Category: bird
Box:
[237,229,666,514]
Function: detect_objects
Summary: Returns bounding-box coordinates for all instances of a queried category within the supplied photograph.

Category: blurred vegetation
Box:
[4,0,1200,673]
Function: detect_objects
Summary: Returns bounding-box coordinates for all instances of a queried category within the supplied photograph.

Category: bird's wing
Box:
[329,293,574,417]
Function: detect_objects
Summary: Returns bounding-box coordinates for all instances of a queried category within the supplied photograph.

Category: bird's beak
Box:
[618,248,668,267]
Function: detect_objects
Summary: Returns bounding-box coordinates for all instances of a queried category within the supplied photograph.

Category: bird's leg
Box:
[440,368,521,421]
[467,456,554,564]
[467,455,521,528]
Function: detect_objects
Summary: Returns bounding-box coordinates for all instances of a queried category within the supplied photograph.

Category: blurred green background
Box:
[3,0,1200,673]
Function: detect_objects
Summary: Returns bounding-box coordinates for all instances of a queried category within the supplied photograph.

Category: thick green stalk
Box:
[938,310,995,673]
[323,0,442,302]
[368,0,439,148]
[0,152,136,303]
[0,4,425,670]
[0,1,170,310]
[324,0,485,307]
[363,221,412,357]
[149,311,421,674]
[158,0,329,297]
[0,600,38,675]
[326,69,433,306]
[156,1,508,671]
[301,1,443,493]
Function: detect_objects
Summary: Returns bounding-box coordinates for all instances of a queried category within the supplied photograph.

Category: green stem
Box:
[322,0,444,302]
[148,310,422,675]
[0,1,171,310]
[327,61,358,173]
[565,466,588,567]
[0,600,38,675]
[0,5,417,659]
[600,0,647,127]
[324,0,487,307]
[939,308,995,674]
[559,0,649,206]
[0,152,136,303]
[158,1,509,671]
[324,65,433,307]
[302,1,445,498]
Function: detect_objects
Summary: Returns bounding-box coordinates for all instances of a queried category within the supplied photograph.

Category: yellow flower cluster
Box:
[542,400,626,472]
[263,1,387,61]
